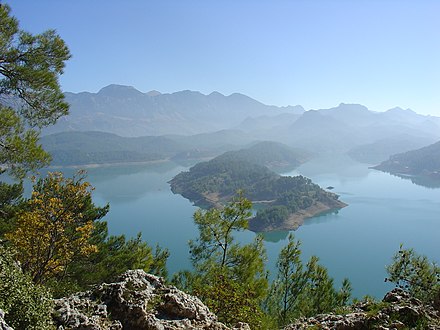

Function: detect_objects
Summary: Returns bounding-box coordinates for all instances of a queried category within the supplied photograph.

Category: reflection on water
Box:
[260,231,289,243]
[395,173,440,189]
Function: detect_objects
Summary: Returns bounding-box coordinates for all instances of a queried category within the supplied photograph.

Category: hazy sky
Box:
[10,1,440,115]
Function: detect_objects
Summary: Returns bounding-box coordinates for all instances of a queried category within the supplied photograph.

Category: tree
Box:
[386,245,440,304]
[6,171,107,283]
[0,3,70,178]
[62,229,169,297]
[266,234,352,327]
[174,192,268,328]
[0,180,23,236]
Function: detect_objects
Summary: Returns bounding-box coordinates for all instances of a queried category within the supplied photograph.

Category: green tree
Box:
[0,3,70,178]
[386,245,440,304]
[62,229,169,297]
[0,245,53,329]
[266,234,352,327]
[174,192,268,328]
[0,181,23,236]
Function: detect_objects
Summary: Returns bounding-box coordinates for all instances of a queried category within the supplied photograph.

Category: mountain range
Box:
[42,84,440,164]
[45,84,303,136]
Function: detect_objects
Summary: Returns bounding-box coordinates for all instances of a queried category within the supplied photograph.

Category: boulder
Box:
[54,270,246,330]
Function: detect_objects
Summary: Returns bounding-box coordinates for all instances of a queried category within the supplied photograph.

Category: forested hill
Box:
[373,140,440,178]
[212,141,310,171]
[169,152,345,232]
[40,131,187,165]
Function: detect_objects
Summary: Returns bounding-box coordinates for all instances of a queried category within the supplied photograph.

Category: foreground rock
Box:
[54,269,249,330]
[284,288,440,330]
[0,310,13,330]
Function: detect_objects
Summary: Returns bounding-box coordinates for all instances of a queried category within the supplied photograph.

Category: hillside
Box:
[169,151,345,232]
[214,141,310,171]
[41,131,188,166]
[373,140,440,179]
[347,135,436,164]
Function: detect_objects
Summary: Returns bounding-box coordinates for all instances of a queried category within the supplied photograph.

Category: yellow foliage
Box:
[6,172,97,283]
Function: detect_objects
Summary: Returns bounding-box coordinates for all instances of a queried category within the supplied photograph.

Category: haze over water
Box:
[61,154,440,299]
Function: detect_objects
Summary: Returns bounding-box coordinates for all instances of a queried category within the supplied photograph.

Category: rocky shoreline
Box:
[249,200,347,232]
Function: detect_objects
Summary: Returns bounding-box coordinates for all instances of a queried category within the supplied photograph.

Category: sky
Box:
[9,0,440,115]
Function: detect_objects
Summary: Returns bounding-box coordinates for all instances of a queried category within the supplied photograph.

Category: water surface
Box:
[56,155,440,298]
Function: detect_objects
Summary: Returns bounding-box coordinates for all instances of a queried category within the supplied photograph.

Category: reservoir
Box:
[53,155,440,299]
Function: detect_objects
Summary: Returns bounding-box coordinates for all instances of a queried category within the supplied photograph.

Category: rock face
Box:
[54,269,248,330]
[284,288,440,330]
[0,310,13,330]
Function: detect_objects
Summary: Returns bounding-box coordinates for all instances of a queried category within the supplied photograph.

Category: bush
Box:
[0,245,54,329]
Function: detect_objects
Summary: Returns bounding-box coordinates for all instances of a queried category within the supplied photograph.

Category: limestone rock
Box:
[0,310,13,330]
[54,269,244,330]
[284,288,440,330]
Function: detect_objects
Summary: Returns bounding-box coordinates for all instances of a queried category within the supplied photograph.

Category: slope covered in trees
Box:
[169,150,345,232]
[41,131,188,165]
[373,140,440,179]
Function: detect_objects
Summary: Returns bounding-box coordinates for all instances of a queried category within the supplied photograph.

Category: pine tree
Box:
[0,3,70,178]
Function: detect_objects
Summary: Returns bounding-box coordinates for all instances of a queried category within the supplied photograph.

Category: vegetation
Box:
[266,234,351,327]
[386,245,440,305]
[374,140,440,177]
[173,194,352,329]
[0,3,70,179]
[2,171,169,297]
[0,245,53,329]
[173,193,269,328]
[40,131,188,166]
[0,4,438,329]
[6,172,100,284]
[213,141,309,170]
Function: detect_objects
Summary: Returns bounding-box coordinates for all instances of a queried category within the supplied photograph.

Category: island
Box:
[169,146,346,232]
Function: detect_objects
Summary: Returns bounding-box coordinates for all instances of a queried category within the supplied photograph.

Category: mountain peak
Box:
[146,90,161,97]
[208,91,225,98]
[385,107,415,114]
[98,84,143,97]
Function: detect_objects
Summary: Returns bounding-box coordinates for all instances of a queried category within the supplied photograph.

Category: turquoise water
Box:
[56,155,440,299]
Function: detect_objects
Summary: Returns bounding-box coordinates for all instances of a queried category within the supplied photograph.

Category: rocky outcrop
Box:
[53,269,249,330]
[0,310,13,330]
[284,288,440,330]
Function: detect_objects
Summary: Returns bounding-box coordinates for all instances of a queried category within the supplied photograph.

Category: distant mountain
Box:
[373,141,440,178]
[271,103,440,155]
[41,131,188,165]
[43,86,440,159]
[347,136,437,164]
[44,85,299,136]
[41,130,289,167]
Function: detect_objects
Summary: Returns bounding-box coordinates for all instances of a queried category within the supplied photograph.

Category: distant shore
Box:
[47,159,170,169]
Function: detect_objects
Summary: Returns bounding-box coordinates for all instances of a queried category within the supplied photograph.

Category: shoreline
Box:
[197,192,348,232]
[46,158,171,169]
[249,201,348,232]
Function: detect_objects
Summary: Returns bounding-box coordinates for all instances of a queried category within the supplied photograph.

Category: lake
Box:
[52,155,440,299]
